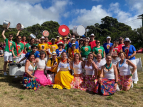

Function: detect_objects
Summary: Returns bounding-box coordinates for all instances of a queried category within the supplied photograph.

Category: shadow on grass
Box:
[0,73,25,90]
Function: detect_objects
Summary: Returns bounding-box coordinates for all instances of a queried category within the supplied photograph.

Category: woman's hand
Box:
[98,78,102,84]
[114,83,117,89]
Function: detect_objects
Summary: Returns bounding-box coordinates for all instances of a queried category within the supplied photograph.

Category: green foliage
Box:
[0,16,143,49]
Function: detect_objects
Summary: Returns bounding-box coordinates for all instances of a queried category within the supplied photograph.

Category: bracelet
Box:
[130,74,133,76]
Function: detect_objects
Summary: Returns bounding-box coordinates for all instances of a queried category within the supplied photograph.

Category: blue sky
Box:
[0,0,142,29]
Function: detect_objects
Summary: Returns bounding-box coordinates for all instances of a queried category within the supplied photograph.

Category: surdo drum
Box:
[73,25,85,36]
[3,20,10,29]
[58,25,69,37]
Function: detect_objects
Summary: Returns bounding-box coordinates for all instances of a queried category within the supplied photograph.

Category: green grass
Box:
[0,54,143,107]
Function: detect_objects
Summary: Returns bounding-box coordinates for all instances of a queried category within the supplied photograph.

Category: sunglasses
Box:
[72,45,76,46]
[9,36,13,37]
[18,38,21,39]
[97,42,100,43]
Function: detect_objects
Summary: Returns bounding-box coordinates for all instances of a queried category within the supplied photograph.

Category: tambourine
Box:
[3,20,10,29]
[58,25,69,36]
[16,23,24,30]
[73,25,85,36]
[43,30,49,37]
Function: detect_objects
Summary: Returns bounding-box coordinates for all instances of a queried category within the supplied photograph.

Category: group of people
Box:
[1,29,138,95]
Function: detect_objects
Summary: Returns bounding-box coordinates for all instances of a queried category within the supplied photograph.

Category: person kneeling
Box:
[53,52,74,89]
[22,53,40,90]
[94,55,118,96]
[117,52,136,91]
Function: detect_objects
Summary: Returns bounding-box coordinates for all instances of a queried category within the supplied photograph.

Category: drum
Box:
[9,63,25,76]
[73,25,85,36]
[30,33,36,39]
[3,20,10,29]
[58,25,69,36]
[16,23,24,30]
[13,57,19,63]
[43,30,49,37]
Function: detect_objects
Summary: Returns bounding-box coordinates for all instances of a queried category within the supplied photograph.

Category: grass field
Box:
[0,54,143,107]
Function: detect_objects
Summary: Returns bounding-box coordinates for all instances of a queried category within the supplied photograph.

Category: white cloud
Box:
[0,0,69,28]
[109,2,141,29]
[69,5,111,29]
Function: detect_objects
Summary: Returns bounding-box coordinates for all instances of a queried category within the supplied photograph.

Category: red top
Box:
[110,45,122,55]
[89,40,96,49]
[55,40,64,44]
[21,41,27,54]
[47,42,52,45]
[119,44,125,48]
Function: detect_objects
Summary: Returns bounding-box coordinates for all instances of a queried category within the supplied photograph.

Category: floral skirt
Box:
[70,76,83,89]
[53,71,74,89]
[118,75,132,90]
[34,70,52,86]
[93,78,116,96]
[80,75,96,91]
[22,73,40,90]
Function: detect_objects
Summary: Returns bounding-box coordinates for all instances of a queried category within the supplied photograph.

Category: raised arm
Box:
[16,30,21,37]
[2,29,6,40]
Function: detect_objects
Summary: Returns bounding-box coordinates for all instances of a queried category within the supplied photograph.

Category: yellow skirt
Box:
[53,71,74,89]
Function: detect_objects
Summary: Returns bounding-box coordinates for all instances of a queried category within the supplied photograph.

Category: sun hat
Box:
[52,51,57,55]
[72,43,76,46]
[124,37,131,43]
[90,33,94,37]
[57,42,64,46]
[41,36,45,39]
[51,38,55,40]
[106,36,111,39]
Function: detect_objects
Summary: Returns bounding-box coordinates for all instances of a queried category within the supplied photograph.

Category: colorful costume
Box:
[70,61,83,89]
[53,62,74,89]
[34,59,52,86]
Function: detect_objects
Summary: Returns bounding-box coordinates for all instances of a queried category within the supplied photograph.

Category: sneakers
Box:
[131,83,134,88]
[134,81,137,84]
[4,72,7,76]
[116,84,120,91]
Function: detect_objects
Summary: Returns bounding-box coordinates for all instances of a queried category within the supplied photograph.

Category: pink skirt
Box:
[80,75,96,91]
[34,70,52,86]
[71,76,83,89]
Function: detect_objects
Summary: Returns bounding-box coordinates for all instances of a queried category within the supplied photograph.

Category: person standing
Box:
[89,33,96,50]
[122,38,138,84]
[2,29,15,75]
[48,38,58,58]
[68,43,80,60]
[119,37,124,48]
[110,39,122,65]
[103,36,113,55]
[80,38,91,60]
[93,40,105,59]
[12,36,24,63]
[25,38,35,53]
[56,42,66,58]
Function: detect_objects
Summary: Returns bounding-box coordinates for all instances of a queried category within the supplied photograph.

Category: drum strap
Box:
[8,40,12,52]
[125,45,130,59]
[16,43,19,55]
